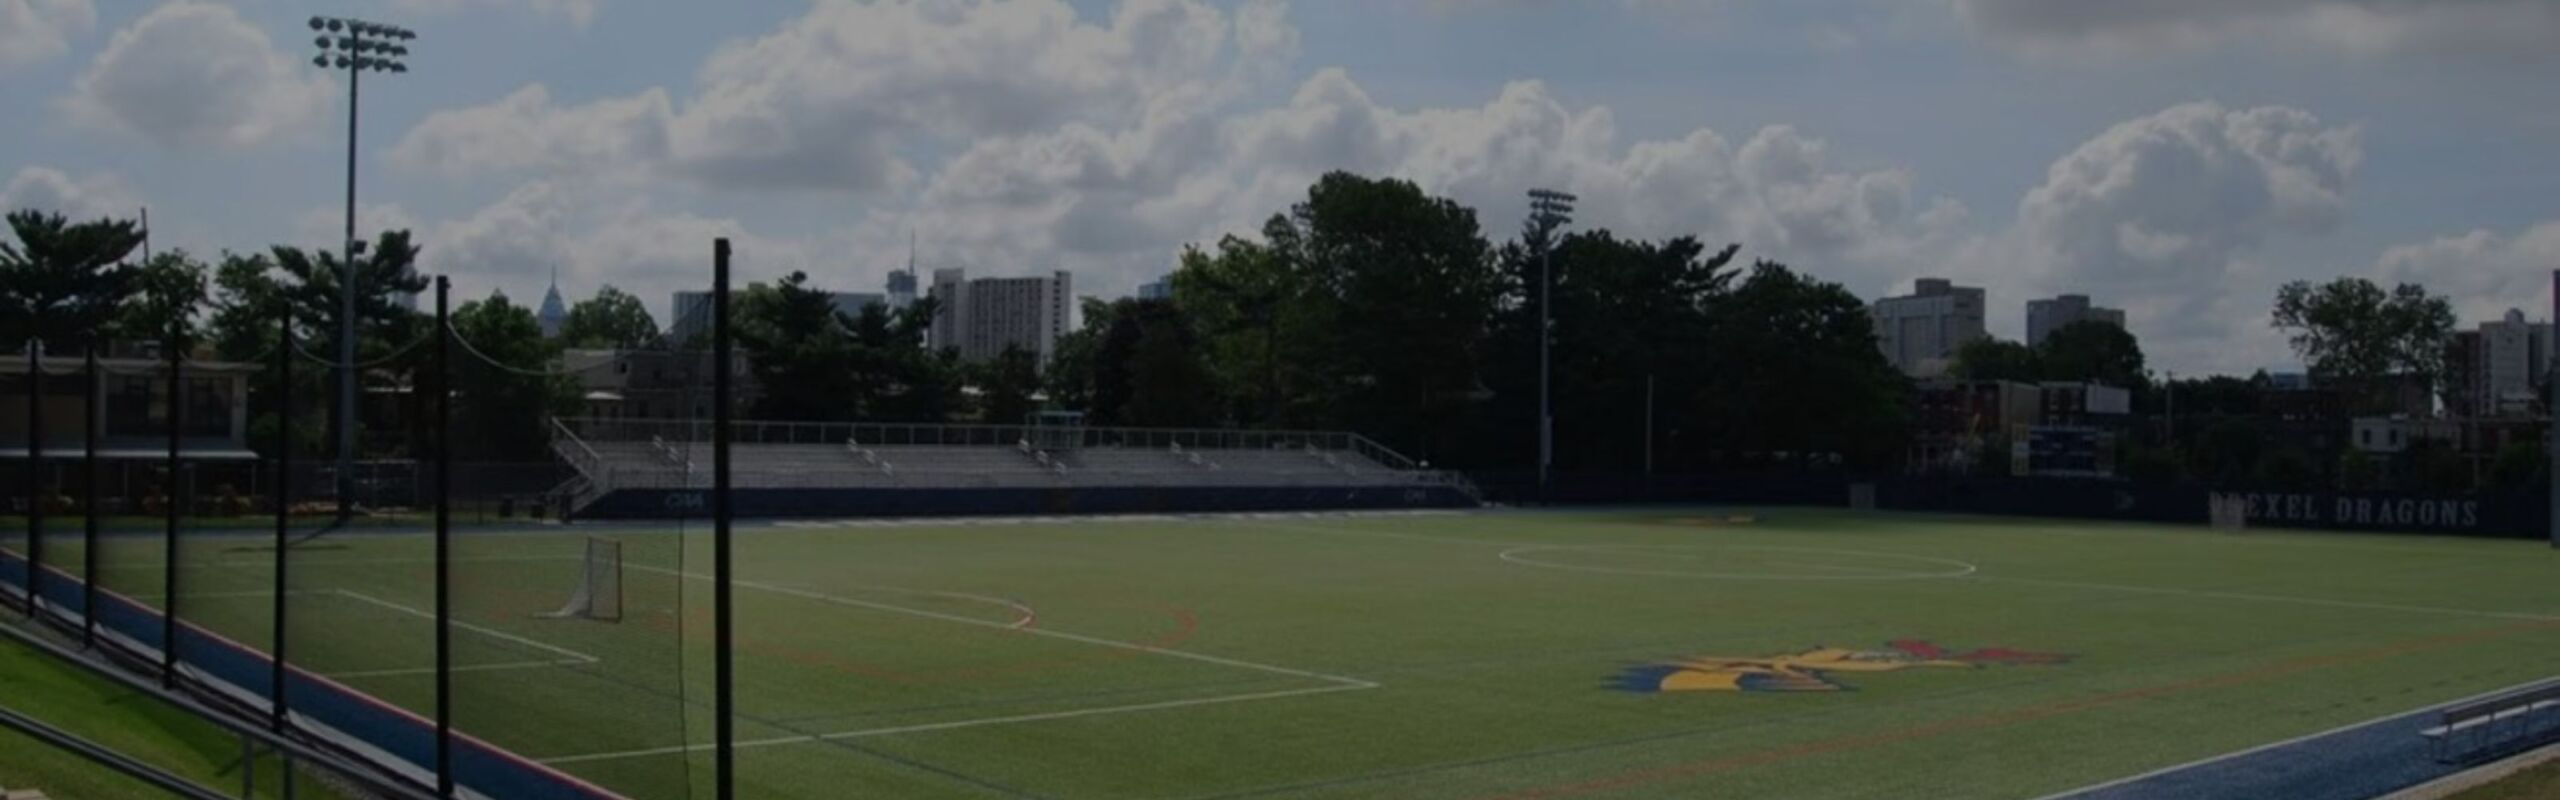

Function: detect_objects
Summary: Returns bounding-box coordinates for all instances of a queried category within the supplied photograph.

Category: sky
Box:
[3,0,2556,376]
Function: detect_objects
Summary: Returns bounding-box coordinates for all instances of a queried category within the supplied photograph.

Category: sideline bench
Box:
[2423,682,2560,763]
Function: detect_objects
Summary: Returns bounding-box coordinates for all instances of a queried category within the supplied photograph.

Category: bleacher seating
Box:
[564,438,1447,492]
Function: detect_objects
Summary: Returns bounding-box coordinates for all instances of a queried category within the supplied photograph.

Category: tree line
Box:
[5,170,2505,488]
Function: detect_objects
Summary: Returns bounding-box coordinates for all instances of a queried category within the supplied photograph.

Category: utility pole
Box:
[307,15,416,522]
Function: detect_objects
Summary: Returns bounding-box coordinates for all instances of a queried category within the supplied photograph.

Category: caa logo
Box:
[1609,639,2071,693]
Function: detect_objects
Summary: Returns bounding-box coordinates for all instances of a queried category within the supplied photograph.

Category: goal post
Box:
[540,536,623,622]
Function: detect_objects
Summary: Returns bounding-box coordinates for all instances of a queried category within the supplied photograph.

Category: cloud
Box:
[844,66,1969,300]
[1956,0,2560,61]
[0,166,138,221]
[62,1,335,149]
[2014,102,2359,292]
[391,84,673,177]
[0,0,93,68]
[392,0,1296,193]
[2374,221,2560,324]
[390,0,603,28]
[1976,102,2361,373]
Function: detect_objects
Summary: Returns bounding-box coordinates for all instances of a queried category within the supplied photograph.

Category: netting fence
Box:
[1,241,749,799]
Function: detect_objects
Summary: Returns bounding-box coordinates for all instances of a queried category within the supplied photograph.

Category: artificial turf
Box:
[9,508,2558,799]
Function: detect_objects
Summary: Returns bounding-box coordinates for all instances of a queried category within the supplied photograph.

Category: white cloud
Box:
[0,0,93,68]
[2375,221,2560,324]
[62,1,335,149]
[393,0,1296,194]
[0,166,138,221]
[1956,0,2560,61]
[390,0,603,28]
[2014,102,2360,292]
[1974,102,2361,373]
[391,84,672,177]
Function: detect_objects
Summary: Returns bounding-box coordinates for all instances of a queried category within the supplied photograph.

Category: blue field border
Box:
[2044,679,2560,800]
[0,547,623,800]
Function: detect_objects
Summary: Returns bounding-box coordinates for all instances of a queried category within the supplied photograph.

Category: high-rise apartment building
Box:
[1872,278,1987,377]
[2024,294,2126,347]
[928,269,1075,363]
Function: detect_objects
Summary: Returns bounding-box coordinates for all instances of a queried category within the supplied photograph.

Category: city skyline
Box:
[2,1,2555,376]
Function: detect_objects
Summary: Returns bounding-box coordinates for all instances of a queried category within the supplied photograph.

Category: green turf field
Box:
[21,508,2560,799]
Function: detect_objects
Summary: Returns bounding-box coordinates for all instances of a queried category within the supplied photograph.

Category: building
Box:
[887,269,918,309]
[560,349,760,421]
[2350,416,2460,455]
[828,292,887,320]
[927,269,1075,363]
[668,288,885,344]
[2467,309,2550,418]
[1908,379,2040,473]
[1872,278,1987,377]
[536,269,569,338]
[2037,382,2133,427]
[1137,275,1173,301]
[2024,294,2126,348]
[668,290,712,345]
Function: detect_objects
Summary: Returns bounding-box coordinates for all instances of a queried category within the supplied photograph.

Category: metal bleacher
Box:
[548,418,1477,517]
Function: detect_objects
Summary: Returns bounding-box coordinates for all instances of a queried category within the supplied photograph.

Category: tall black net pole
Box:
[713,238,735,800]
[24,340,42,619]
[162,328,183,687]
[271,310,292,731]
[83,347,100,648]
[432,276,453,797]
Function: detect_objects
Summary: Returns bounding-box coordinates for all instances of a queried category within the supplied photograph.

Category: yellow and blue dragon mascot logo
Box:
[1611,639,2071,693]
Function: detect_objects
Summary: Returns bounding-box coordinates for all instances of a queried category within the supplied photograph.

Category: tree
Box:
[205,232,430,458]
[974,345,1043,425]
[448,291,578,460]
[0,210,147,351]
[2271,278,2455,410]
[1260,172,1499,458]
[558,284,660,348]
[734,272,860,421]
[2037,321,2146,388]
[2487,440,2545,491]
[1173,238,1304,427]
[1044,297,1118,413]
[120,250,210,348]
[1694,262,1910,469]
[1950,338,2039,382]
[1088,299,1219,427]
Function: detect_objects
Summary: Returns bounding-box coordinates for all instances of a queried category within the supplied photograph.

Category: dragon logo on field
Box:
[1609,640,2071,693]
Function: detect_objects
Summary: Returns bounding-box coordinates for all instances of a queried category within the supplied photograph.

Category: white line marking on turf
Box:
[326,659,583,680]
[2028,674,2560,800]
[624,563,1375,688]
[539,683,1377,765]
[1972,576,2560,622]
[1498,545,1979,581]
[332,590,601,664]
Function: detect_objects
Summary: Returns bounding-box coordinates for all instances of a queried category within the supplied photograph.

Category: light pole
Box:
[1528,189,1576,502]
[308,16,414,522]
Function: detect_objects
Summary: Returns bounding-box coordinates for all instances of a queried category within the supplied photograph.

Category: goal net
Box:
[1849,483,1878,512]
[540,536,623,622]
[2207,493,2250,533]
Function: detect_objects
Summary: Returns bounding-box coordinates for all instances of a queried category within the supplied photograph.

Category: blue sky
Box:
[4,0,2556,375]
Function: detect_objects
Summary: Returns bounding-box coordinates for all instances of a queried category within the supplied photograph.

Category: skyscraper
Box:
[536,266,568,338]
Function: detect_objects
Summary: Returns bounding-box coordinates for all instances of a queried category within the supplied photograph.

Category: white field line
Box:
[332,589,601,664]
[540,682,1376,765]
[624,562,1375,688]
[2028,674,2560,800]
[326,659,582,680]
[1972,576,2560,623]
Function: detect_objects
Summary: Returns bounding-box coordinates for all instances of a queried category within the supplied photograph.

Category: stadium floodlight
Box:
[307,17,417,527]
[1527,189,1576,501]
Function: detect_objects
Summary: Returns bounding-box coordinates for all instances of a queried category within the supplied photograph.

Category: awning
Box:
[2,447,262,461]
